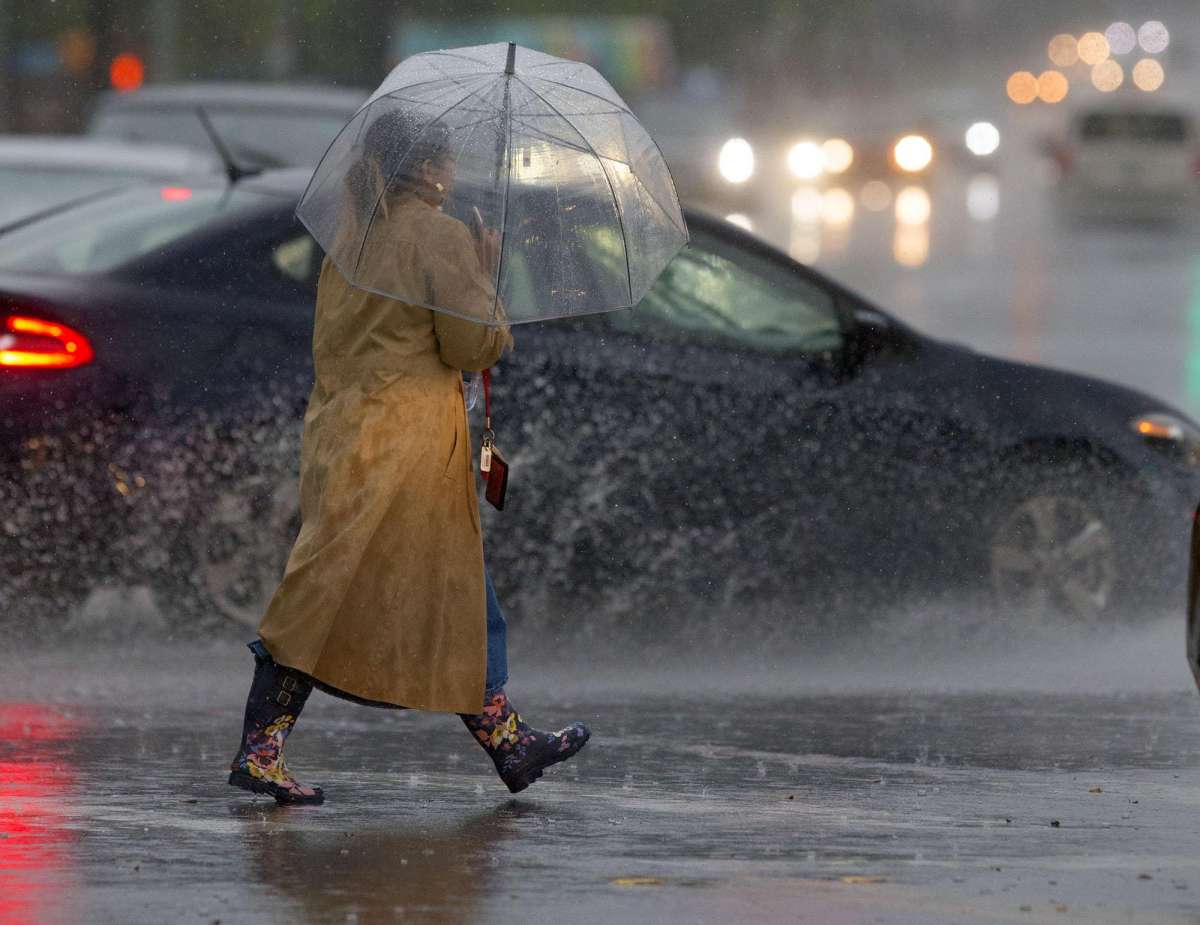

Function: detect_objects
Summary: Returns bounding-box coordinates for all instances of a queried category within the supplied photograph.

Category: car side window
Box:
[608,229,842,355]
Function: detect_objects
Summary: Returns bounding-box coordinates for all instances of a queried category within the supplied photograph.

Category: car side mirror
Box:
[846,305,911,369]
[853,307,892,331]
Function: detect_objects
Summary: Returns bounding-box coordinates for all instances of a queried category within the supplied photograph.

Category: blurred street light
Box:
[1037,70,1069,104]
[787,141,825,180]
[1104,22,1137,55]
[718,138,754,184]
[1048,34,1079,68]
[965,121,1000,157]
[1138,21,1169,54]
[1077,32,1110,66]
[1091,59,1124,92]
[893,134,933,173]
[1006,71,1038,105]
[1132,58,1165,92]
[59,31,97,76]
[109,53,145,93]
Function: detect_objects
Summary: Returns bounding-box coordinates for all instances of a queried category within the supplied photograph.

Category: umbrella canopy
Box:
[297,42,688,326]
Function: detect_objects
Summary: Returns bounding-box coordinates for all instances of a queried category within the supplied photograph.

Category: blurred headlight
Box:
[965,121,1000,157]
[822,138,855,174]
[893,134,934,173]
[1132,412,1200,463]
[719,138,755,184]
[787,141,825,180]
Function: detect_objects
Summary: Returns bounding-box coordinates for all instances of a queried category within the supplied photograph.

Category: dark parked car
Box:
[0,135,221,228]
[88,82,368,169]
[1,169,1197,636]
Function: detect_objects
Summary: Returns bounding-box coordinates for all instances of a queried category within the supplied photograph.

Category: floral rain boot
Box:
[460,690,590,794]
[228,643,324,805]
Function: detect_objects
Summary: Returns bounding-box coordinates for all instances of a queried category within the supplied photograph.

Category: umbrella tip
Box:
[505,42,516,75]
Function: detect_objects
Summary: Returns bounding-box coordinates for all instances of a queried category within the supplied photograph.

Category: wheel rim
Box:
[990,494,1117,621]
[193,475,299,627]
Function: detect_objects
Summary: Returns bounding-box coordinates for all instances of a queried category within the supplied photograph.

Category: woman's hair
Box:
[347,110,453,215]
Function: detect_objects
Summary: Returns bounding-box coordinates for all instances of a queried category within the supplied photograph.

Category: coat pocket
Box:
[442,422,460,480]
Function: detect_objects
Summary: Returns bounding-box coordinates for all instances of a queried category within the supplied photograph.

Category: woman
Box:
[227,112,590,805]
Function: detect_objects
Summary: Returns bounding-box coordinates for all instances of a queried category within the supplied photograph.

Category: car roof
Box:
[92,82,368,115]
[230,168,715,229]
[0,134,223,175]
[209,170,789,275]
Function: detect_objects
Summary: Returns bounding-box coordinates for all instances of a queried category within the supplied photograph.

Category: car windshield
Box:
[0,167,136,228]
[0,185,265,274]
[1079,112,1188,143]
[92,109,351,167]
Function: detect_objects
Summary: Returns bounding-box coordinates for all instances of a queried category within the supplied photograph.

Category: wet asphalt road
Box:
[3,628,1200,925]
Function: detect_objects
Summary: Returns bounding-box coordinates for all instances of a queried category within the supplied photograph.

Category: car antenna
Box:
[194,106,258,184]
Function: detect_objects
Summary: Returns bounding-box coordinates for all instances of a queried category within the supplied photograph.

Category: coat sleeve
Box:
[429,220,513,372]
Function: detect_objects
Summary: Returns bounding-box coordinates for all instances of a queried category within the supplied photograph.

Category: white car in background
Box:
[1053,104,1199,222]
[88,82,368,170]
[0,136,221,229]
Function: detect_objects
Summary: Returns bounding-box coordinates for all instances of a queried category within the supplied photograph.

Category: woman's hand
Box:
[475,227,501,279]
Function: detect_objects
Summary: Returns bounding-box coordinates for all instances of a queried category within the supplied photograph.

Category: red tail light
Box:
[0,315,95,369]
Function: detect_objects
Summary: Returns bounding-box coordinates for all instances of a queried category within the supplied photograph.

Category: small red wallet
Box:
[485,446,508,511]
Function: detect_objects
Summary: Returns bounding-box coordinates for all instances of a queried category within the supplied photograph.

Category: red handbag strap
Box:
[482,368,492,433]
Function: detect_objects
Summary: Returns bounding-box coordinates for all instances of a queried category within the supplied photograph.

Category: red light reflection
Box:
[0,704,80,925]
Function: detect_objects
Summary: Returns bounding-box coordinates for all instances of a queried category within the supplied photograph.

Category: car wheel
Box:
[989,481,1122,622]
[189,473,300,628]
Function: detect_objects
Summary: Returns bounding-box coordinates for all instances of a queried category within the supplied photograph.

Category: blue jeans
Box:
[482,566,509,695]
[251,564,509,709]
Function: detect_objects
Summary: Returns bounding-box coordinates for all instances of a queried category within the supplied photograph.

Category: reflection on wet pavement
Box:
[237,803,519,924]
[0,705,80,925]
[2,639,1199,923]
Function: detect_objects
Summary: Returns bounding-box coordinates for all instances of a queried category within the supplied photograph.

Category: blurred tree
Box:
[0,0,11,130]
[1,0,1194,131]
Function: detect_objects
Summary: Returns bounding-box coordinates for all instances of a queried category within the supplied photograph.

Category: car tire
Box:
[984,460,1137,623]
[178,472,300,629]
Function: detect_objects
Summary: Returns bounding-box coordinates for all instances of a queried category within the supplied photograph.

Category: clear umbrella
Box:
[297,42,688,326]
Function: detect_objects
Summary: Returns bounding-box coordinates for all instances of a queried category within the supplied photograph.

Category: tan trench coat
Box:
[258,191,512,714]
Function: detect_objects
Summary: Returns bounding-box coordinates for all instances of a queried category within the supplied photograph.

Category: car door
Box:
[218,218,319,403]
[496,222,864,621]
[130,214,319,623]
